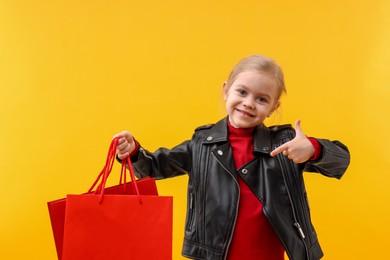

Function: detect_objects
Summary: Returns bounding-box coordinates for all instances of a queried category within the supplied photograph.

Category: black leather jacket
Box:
[131,117,350,260]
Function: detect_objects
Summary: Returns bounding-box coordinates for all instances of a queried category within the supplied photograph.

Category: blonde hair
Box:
[226,54,286,102]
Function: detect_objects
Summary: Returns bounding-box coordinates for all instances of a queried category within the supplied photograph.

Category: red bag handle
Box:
[88,137,140,203]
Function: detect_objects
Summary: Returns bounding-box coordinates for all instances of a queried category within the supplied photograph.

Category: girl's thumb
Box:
[294,119,304,137]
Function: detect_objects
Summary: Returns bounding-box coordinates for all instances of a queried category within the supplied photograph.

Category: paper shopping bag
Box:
[47,177,158,260]
[47,197,67,259]
[62,194,173,260]
[48,137,171,260]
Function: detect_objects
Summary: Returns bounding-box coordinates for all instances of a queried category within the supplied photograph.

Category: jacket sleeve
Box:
[130,139,193,180]
[302,139,350,179]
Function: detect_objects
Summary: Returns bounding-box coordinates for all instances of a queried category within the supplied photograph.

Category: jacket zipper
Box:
[212,152,240,260]
[285,130,316,257]
[276,153,310,260]
[186,192,195,231]
[289,159,314,258]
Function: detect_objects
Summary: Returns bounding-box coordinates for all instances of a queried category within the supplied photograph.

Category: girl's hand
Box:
[270,120,315,163]
[113,131,136,160]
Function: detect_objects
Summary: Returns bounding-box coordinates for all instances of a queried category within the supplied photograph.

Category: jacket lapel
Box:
[201,117,273,178]
[202,118,237,177]
[253,123,272,155]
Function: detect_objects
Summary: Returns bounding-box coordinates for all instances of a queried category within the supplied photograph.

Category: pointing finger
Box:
[270,142,289,157]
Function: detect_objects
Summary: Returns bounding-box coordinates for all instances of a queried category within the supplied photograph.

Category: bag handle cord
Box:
[88,137,140,203]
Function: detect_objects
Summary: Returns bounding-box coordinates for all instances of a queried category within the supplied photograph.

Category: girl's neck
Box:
[227,120,255,137]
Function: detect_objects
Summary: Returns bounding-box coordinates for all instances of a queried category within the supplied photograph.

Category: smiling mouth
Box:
[236,109,255,117]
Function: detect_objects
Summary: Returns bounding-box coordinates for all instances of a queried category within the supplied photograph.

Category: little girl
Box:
[114,55,350,260]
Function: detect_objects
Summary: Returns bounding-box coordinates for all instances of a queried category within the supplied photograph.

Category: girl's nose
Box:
[243,98,255,109]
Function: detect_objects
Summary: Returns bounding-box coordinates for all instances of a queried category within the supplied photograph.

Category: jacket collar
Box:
[202,117,272,154]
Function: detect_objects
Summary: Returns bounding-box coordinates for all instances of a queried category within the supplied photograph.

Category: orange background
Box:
[1,1,389,259]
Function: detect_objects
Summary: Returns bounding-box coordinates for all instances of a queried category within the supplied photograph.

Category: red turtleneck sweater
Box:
[226,122,285,260]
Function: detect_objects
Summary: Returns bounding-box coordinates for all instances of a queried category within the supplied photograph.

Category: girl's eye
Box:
[237,89,247,95]
[257,97,267,103]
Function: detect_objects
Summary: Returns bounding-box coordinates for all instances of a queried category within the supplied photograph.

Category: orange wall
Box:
[1,1,389,259]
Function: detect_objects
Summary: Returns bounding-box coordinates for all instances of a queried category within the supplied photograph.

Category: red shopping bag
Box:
[47,178,158,260]
[48,138,172,260]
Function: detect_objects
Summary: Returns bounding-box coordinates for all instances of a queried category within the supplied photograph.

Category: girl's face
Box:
[223,70,280,128]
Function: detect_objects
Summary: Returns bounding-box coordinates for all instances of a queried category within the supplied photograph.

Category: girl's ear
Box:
[222,82,229,101]
[274,101,281,111]
[268,101,280,117]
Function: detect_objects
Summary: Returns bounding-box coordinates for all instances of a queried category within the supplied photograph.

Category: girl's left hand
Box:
[270,120,315,163]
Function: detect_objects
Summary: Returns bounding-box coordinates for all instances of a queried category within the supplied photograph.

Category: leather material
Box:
[132,117,350,260]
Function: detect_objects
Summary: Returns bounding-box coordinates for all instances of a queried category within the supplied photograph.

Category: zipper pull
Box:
[294,223,306,239]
